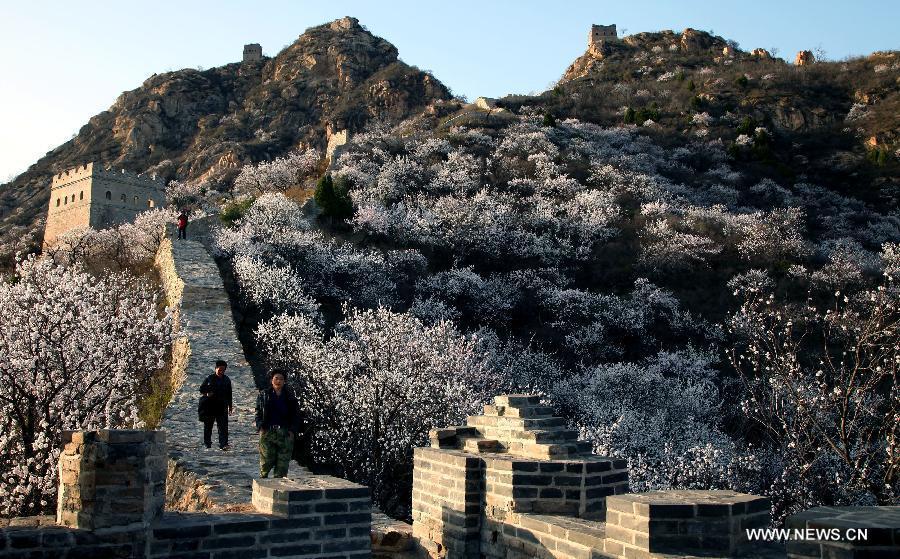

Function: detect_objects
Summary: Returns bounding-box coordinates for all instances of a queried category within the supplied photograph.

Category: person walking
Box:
[256,370,301,478]
[199,360,233,450]
[177,211,188,240]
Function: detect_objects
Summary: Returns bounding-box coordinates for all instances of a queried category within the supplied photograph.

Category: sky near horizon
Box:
[1,0,897,182]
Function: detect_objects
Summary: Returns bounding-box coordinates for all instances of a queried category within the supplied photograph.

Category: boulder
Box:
[795,50,815,65]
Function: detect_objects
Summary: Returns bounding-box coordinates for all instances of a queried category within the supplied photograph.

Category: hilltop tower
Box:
[589,24,618,48]
[44,162,165,246]
[242,43,262,63]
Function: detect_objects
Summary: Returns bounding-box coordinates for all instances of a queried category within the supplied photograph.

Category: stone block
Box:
[56,429,166,530]
[606,490,770,556]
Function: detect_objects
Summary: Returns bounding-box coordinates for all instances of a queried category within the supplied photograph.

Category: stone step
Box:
[483,404,554,418]
[467,415,566,430]
[429,426,478,449]
[462,437,502,454]
[466,423,579,446]
[527,429,580,443]
[520,441,594,460]
[494,395,542,408]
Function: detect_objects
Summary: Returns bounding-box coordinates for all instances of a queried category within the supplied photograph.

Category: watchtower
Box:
[44,162,166,246]
[243,43,262,63]
[589,24,618,48]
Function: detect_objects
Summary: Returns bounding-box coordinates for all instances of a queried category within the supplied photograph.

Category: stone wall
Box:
[244,43,263,63]
[327,129,350,164]
[57,429,167,530]
[414,395,777,559]
[589,24,618,48]
[1,429,374,559]
[3,411,898,559]
[44,162,165,246]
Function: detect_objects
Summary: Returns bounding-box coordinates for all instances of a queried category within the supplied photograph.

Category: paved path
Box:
[160,236,264,505]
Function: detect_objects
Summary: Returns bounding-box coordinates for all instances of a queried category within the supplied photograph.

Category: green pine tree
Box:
[315,174,353,220]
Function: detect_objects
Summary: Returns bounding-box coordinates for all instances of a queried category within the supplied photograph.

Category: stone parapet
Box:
[785,506,900,559]
[414,395,629,558]
[57,429,166,530]
[482,453,628,520]
[412,448,484,558]
[605,490,770,557]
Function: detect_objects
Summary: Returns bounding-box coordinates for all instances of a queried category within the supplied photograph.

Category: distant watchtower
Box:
[589,24,618,48]
[243,43,262,63]
[44,163,166,246]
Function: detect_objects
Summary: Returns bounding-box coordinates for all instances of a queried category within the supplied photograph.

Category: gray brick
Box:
[154,525,211,540]
[322,538,370,553]
[270,543,321,556]
[212,550,268,559]
[212,520,269,534]
[323,487,369,499]
[323,513,371,526]
[315,502,348,513]
[259,531,312,544]
[201,536,257,550]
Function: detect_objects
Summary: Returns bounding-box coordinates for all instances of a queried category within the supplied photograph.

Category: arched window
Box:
[120,193,126,202]
[105,191,112,200]
[79,191,84,200]
[134,195,139,205]
[56,198,60,207]
[148,199,154,208]
[64,197,68,205]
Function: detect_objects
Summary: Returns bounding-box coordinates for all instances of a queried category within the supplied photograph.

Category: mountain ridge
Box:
[0,16,450,262]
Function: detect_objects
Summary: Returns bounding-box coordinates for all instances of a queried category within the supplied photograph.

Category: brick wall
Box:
[57,429,167,530]
[411,448,483,558]
[1,430,374,559]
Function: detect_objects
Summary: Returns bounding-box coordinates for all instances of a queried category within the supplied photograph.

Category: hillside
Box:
[501,28,899,207]
[0,16,450,265]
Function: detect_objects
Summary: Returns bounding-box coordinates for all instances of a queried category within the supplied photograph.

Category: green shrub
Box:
[867,147,890,167]
[734,75,749,88]
[220,197,255,226]
[687,80,695,92]
[690,95,702,109]
[542,111,557,127]
[315,174,354,220]
[736,116,756,135]
[624,107,636,124]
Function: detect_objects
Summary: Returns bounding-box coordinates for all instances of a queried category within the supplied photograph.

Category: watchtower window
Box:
[148,199,154,208]
[64,197,67,205]
[120,193,126,202]
[105,191,111,200]
[56,198,60,207]
[79,191,84,200]
[134,196,139,205]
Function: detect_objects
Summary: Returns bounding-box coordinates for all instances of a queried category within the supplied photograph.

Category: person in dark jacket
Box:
[255,370,301,478]
[177,211,188,240]
[199,360,233,450]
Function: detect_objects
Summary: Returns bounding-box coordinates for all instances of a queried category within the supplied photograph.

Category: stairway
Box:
[158,235,265,505]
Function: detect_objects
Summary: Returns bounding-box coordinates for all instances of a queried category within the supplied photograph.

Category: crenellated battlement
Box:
[589,23,618,48]
[44,162,166,246]
[51,162,164,190]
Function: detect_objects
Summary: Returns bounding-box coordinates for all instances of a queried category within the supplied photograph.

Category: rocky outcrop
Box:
[680,28,727,52]
[0,16,451,266]
[795,50,816,65]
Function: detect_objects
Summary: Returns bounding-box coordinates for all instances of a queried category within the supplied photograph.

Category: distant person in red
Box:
[177,211,188,240]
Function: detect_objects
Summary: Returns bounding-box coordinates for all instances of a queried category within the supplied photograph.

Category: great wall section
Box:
[1,225,898,558]
[155,229,264,504]
[2,391,899,558]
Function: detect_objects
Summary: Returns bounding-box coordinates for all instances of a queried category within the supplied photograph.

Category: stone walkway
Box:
[160,236,267,505]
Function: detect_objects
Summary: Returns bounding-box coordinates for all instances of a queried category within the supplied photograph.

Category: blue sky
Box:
[1,0,897,181]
